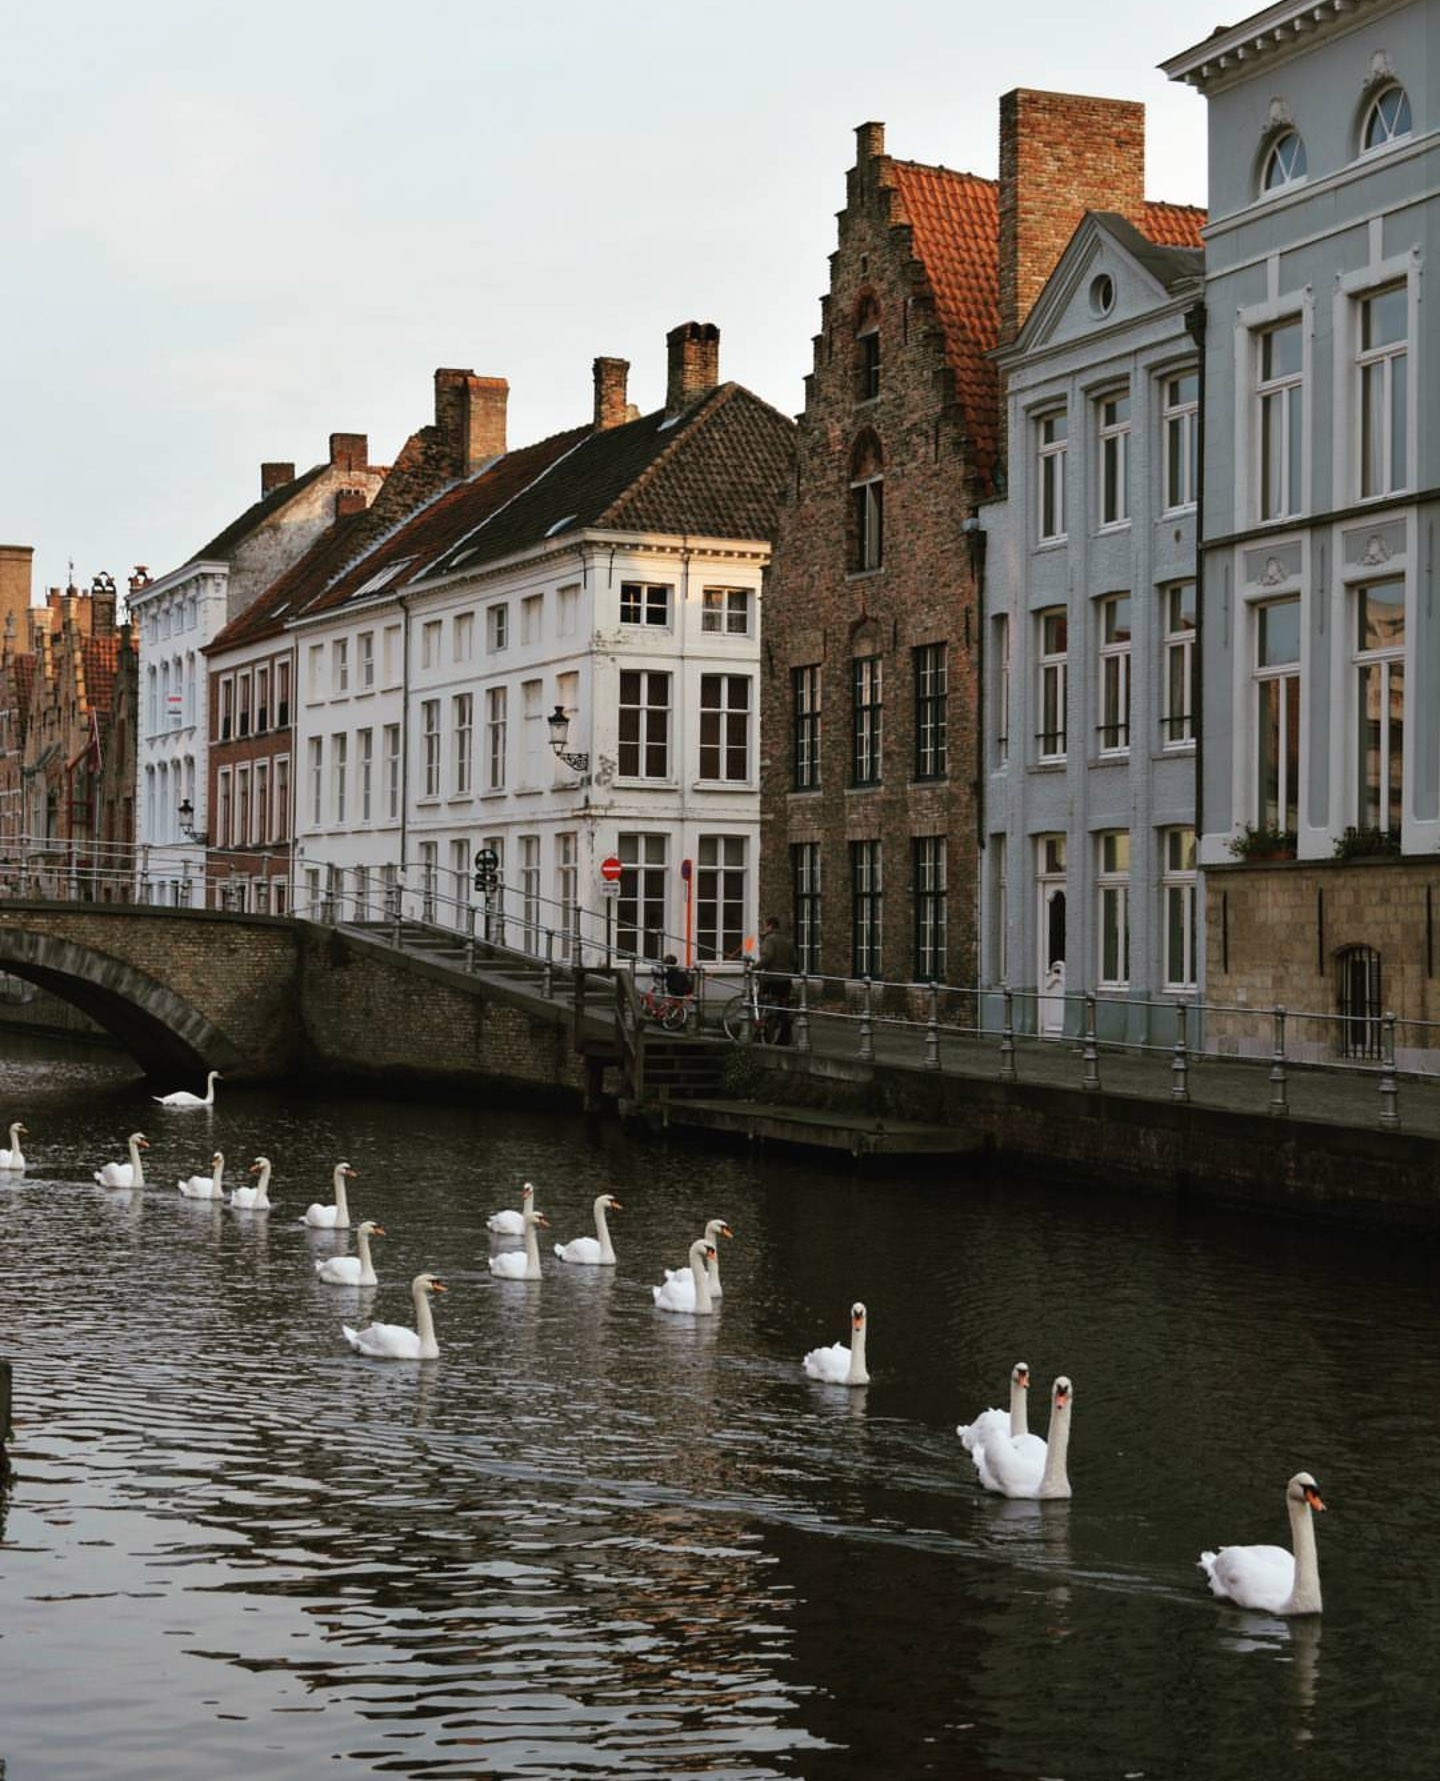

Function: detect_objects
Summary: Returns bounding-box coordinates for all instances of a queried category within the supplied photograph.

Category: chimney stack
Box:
[434,369,509,475]
[90,572,117,636]
[665,322,720,417]
[329,433,369,474]
[593,357,631,431]
[261,462,295,496]
[335,489,368,520]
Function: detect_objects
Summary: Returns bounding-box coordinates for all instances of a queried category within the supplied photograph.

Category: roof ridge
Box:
[414,426,594,580]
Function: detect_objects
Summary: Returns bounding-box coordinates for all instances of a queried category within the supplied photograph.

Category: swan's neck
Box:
[706,1243,722,1292]
[211,1158,224,1188]
[1039,1402,1072,1496]
[357,1228,373,1268]
[1010,1378,1029,1440]
[594,1200,614,1258]
[690,1250,713,1312]
[1286,1498,1323,1614]
[849,1320,869,1385]
[413,1285,439,1359]
[524,1220,543,1276]
[255,1164,271,1203]
[333,1176,350,1222]
[129,1139,145,1185]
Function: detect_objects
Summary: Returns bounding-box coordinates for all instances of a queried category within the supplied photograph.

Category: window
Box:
[308,738,323,827]
[1358,284,1408,499]
[453,691,474,795]
[792,842,821,975]
[332,639,349,695]
[217,769,232,849]
[856,297,881,402]
[274,755,290,841]
[1337,944,1383,1059]
[453,612,474,664]
[1098,390,1130,527]
[382,624,402,685]
[1258,319,1303,521]
[518,835,540,952]
[307,643,323,697]
[383,725,400,821]
[993,617,1010,767]
[697,835,746,961]
[358,728,373,822]
[521,594,543,645]
[620,582,671,627]
[852,655,883,786]
[850,840,882,978]
[486,604,509,653]
[236,672,252,738]
[1097,831,1131,989]
[422,699,441,798]
[276,658,291,727]
[418,841,437,923]
[485,687,507,791]
[556,832,578,960]
[1037,609,1068,761]
[1362,84,1410,152]
[1355,577,1404,835]
[558,584,579,637]
[618,670,671,779]
[1097,594,1131,755]
[617,832,667,961]
[1163,370,1199,512]
[1262,130,1307,191]
[332,733,348,824]
[218,676,234,743]
[1038,410,1068,542]
[255,761,270,843]
[358,631,375,689]
[792,665,821,791]
[701,587,751,635]
[698,674,751,781]
[1161,582,1197,748]
[421,621,442,670]
[913,835,946,982]
[521,679,544,787]
[1162,827,1198,991]
[913,643,947,780]
[1255,597,1301,834]
[990,834,1008,985]
[255,665,270,732]
[850,435,884,572]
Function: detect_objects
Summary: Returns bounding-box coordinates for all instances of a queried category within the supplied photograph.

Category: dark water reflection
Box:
[1,1036,1437,1778]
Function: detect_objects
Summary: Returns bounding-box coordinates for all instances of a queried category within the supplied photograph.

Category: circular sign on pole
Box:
[600,856,623,882]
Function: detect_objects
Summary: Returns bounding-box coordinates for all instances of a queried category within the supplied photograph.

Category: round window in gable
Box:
[1089,273,1115,318]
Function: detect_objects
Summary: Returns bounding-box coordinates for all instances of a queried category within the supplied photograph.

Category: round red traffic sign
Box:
[599,856,623,882]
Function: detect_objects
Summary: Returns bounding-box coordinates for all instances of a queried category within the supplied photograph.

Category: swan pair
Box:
[958,1368,1073,1499]
[316,1221,384,1286]
[487,1180,533,1236]
[95,1132,149,1188]
[153,1070,221,1109]
[229,1157,274,1210]
[303,1162,357,1229]
[802,1302,870,1386]
[0,1121,27,1170]
[652,1219,733,1312]
[1200,1473,1327,1616]
[489,1209,550,1279]
[342,1272,445,1359]
[178,1151,226,1200]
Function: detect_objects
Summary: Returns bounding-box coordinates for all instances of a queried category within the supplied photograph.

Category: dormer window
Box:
[1363,84,1411,152]
[1262,131,1307,192]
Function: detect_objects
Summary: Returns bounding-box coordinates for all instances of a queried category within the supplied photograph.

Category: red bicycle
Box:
[640,971,691,1032]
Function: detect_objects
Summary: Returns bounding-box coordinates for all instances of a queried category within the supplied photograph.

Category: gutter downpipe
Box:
[1184,299,1207,850]
[398,593,412,889]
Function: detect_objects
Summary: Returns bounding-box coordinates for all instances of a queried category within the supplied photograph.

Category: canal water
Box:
[0,1038,1436,1780]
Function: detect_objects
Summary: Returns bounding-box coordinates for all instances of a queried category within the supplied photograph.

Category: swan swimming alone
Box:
[0,1121,27,1170]
[487,1180,534,1237]
[554,1194,622,1265]
[342,1272,446,1360]
[95,1132,148,1189]
[1199,1472,1327,1616]
[316,1220,385,1286]
[970,1375,1074,1499]
[303,1162,356,1229]
[178,1151,226,1200]
[229,1156,274,1210]
[489,1209,549,1279]
[957,1361,1033,1453]
[652,1238,717,1315]
[154,1070,222,1110]
[802,1301,870,1386]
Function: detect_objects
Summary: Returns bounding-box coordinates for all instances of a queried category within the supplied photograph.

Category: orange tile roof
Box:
[1140,201,1207,248]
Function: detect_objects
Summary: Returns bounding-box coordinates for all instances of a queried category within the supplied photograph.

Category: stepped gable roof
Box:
[187,464,328,566]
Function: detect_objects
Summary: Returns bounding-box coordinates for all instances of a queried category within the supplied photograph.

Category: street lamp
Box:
[177,797,207,845]
[547,705,590,774]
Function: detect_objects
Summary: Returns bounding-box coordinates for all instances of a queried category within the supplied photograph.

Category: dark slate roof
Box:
[1091,212,1205,292]
[188,464,328,565]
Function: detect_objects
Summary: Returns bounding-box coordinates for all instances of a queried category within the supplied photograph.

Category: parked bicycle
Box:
[721,963,774,1045]
[640,957,693,1032]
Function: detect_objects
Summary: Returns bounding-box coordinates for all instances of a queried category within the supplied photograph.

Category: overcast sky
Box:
[0,0,1224,595]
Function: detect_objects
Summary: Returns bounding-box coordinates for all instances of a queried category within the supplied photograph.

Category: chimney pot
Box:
[855,121,886,164]
[593,357,631,431]
[329,432,369,474]
[665,322,721,418]
[335,489,368,520]
[261,462,295,496]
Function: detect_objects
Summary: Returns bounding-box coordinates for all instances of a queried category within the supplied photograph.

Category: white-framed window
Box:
[453,692,474,796]
[1262,130,1307,192]
[276,658,291,726]
[1097,594,1131,755]
[358,728,373,822]
[331,733,347,824]
[620,582,671,627]
[913,834,947,982]
[616,832,668,961]
[990,833,1008,985]
[521,594,543,645]
[521,679,544,787]
[1162,370,1199,512]
[485,686,507,790]
[698,674,751,782]
[697,834,747,961]
[1161,582,1197,749]
[307,643,323,697]
[1357,284,1408,500]
[1037,608,1068,761]
[702,587,752,635]
[448,839,469,930]
[1096,830,1131,989]
[1098,390,1130,528]
[255,760,270,843]
[274,755,290,842]
[792,840,821,975]
[618,671,671,779]
[558,584,579,638]
[383,725,400,821]
[418,840,438,923]
[1362,84,1411,153]
[332,638,349,695]
[850,838,883,978]
[1254,596,1301,834]
[1161,827,1198,991]
[1354,576,1404,834]
[1257,318,1304,521]
[217,674,233,742]
[255,665,270,731]
[422,699,441,798]
[1038,410,1068,542]
[382,624,402,685]
[236,670,252,738]
[556,831,578,959]
[486,604,509,653]
[215,768,232,849]
[993,616,1010,767]
[421,620,442,670]
[307,737,323,827]
[358,631,375,689]
[516,835,540,951]
[454,611,474,664]
[850,439,884,573]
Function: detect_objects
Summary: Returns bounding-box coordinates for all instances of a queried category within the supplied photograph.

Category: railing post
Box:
[1268,1005,1289,1115]
[689,962,704,1033]
[1171,999,1191,1103]
[1379,1010,1401,1130]
[542,928,554,999]
[999,987,1017,1082]
[858,976,875,1062]
[1081,994,1101,1092]
[924,980,941,1070]
[793,973,811,1053]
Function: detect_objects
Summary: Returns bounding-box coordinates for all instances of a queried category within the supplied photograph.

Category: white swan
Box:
[316,1220,385,1286]
[342,1272,446,1360]
[94,1132,148,1188]
[652,1238,717,1315]
[957,1361,1032,1452]
[303,1161,355,1229]
[659,1218,734,1301]
[489,1209,549,1279]
[802,1301,870,1386]
[1199,1473,1327,1616]
[229,1156,274,1210]
[178,1151,226,1200]
[487,1179,534,1237]
[0,1121,27,1170]
[154,1069,221,1109]
[971,1375,1074,1499]
[555,1194,622,1265]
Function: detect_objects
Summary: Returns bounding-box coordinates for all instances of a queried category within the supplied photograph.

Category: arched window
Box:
[1362,83,1411,151]
[1336,944,1382,1059]
[849,432,884,572]
[1262,130,1307,192]
[855,295,881,403]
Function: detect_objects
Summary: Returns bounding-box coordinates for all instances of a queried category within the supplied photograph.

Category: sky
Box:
[0,0,1226,596]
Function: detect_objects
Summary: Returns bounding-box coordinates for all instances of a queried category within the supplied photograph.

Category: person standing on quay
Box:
[758,914,796,1046]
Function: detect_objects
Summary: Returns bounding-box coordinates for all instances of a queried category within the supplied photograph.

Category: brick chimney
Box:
[665,322,720,417]
[998,89,1146,345]
[0,544,33,641]
[90,572,118,636]
[329,432,369,474]
[434,369,508,475]
[335,489,368,520]
[261,462,295,496]
[593,357,631,431]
